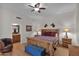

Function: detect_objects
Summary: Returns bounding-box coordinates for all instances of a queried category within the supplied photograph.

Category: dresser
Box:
[12,34,20,43]
[62,38,72,48]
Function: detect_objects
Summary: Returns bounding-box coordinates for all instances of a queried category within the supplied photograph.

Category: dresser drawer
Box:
[63,41,71,44]
[12,34,20,43]
[62,38,72,48]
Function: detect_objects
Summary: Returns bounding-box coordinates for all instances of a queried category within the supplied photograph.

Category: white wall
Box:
[21,10,77,45]
[0,9,2,37]
[0,3,78,45]
[21,4,77,45]
[76,4,79,45]
[0,4,22,40]
[0,4,3,38]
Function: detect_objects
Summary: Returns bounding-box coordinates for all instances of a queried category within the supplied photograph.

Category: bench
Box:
[25,44,45,56]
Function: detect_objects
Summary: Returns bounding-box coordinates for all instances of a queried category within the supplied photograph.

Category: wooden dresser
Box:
[12,34,20,43]
[62,38,72,48]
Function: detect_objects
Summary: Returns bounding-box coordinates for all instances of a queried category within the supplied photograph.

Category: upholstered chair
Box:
[0,38,13,55]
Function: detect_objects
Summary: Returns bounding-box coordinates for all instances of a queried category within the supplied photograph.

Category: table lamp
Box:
[64,28,69,38]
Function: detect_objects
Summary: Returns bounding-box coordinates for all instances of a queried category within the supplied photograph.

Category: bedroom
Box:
[0,3,79,56]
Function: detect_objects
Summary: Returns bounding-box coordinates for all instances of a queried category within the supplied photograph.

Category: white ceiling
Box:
[0,3,76,20]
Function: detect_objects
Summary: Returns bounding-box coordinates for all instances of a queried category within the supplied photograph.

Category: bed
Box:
[27,29,59,56]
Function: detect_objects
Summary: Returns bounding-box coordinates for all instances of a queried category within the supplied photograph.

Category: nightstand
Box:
[62,38,72,48]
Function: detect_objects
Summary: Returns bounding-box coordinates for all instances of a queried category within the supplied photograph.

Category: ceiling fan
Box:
[28,3,46,13]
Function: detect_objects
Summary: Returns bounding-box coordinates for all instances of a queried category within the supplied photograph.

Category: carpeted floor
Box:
[0,43,30,56]
[69,45,79,56]
[0,43,70,56]
[54,47,69,56]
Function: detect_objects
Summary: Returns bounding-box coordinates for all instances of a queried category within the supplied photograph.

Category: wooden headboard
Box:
[41,29,59,37]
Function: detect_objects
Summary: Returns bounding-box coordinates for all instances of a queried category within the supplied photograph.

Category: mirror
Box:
[12,23,20,34]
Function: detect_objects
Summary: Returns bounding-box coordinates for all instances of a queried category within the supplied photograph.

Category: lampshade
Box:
[64,28,69,32]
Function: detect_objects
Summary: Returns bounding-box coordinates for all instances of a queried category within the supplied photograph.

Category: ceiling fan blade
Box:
[40,8,46,10]
[28,5,34,8]
[38,10,41,13]
[35,3,40,8]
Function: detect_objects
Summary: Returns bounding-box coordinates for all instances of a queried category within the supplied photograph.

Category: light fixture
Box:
[50,23,55,28]
[27,3,46,13]
[64,28,69,38]
[12,23,19,26]
[34,8,39,11]
[44,24,48,28]
[16,16,22,20]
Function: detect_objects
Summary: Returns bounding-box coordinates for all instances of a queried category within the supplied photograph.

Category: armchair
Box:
[0,38,13,55]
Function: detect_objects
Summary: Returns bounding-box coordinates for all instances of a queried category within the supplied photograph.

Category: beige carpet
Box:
[0,43,69,56]
[69,45,79,56]
[0,43,30,56]
[54,47,69,56]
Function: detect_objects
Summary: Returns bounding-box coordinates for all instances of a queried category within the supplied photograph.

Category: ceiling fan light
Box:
[34,8,39,11]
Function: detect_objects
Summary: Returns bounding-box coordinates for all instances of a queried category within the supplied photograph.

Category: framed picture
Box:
[26,25,32,31]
